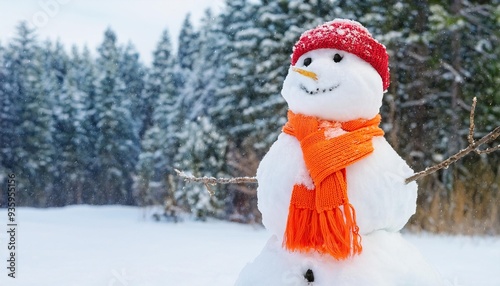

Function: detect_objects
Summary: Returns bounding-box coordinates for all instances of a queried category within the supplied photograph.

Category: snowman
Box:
[236,19,445,285]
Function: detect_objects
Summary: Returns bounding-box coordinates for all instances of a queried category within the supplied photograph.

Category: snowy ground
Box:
[0,206,499,286]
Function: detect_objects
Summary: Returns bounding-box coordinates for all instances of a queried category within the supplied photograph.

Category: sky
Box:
[0,0,226,64]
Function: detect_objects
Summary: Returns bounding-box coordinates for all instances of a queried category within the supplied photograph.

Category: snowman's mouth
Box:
[300,84,340,95]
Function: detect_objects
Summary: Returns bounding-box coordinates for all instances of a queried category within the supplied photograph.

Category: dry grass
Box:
[408,158,500,235]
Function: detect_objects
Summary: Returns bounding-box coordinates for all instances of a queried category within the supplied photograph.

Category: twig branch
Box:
[468,97,477,145]
[476,142,500,154]
[174,169,258,185]
[405,97,500,184]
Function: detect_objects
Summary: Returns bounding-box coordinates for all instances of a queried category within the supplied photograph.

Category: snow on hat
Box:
[291,19,390,91]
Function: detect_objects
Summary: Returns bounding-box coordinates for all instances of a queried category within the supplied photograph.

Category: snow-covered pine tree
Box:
[118,43,146,137]
[142,29,177,134]
[251,0,298,151]
[55,61,89,205]
[176,14,199,82]
[181,9,226,120]
[0,42,6,139]
[42,40,68,86]
[0,42,7,205]
[175,117,228,220]
[175,10,229,219]
[0,40,23,206]
[47,44,99,206]
[135,125,159,206]
[171,15,205,213]
[70,46,101,204]
[429,1,500,150]
[206,0,266,222]
[211,0,259,143]
[173,14,200,114]
[135,28,179,207]
[40,40,71,206]
[2,22,54,206]
[94,28,140,205]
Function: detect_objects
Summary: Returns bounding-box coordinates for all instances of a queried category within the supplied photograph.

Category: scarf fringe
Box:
[284,203,362,260]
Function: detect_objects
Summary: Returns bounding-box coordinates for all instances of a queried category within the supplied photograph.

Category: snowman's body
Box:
[236,20,444,285]
[257,133,417,239]
[236,231,443,286]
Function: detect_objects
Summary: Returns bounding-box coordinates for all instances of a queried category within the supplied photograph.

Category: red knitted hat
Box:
[291,19,390,91]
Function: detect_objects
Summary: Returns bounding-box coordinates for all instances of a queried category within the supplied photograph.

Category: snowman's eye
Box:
[333,54,343,63]
[303,57,312,67]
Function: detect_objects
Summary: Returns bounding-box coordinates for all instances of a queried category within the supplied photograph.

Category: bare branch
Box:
[174,169,258,185]
[405,98,500,184]
[476,144,500,155]
[203,183,215,196]
[468,97,477,145]
[405,146,471,184]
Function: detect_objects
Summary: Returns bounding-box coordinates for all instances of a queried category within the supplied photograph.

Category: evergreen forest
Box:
[0,0,499,234]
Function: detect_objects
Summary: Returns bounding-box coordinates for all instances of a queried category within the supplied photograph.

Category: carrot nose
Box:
[292,67,318,81]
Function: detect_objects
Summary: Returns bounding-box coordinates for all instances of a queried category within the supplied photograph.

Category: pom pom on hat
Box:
[291,19,390,91]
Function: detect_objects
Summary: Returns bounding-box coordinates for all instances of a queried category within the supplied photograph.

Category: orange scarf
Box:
[282,110,384,260]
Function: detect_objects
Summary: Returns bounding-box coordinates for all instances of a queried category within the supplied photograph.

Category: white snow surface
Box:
[0,206,498,286]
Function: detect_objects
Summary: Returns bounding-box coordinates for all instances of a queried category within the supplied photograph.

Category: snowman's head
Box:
[282,19,390,122]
